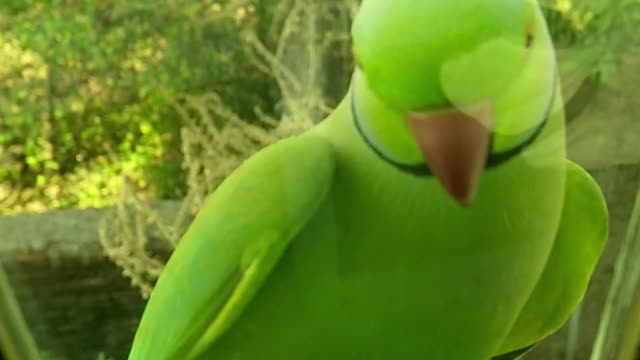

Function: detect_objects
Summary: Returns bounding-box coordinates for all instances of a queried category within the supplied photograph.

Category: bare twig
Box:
[99,0,354,298]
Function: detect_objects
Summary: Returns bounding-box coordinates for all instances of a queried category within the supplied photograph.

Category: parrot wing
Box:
[127,133,335,360]
[492,344,536,360]
[495,160,608,354]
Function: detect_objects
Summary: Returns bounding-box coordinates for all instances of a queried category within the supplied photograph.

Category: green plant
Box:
[0,0,279,213]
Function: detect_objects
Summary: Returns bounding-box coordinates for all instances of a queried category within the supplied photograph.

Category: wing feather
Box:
[127,133,335,360]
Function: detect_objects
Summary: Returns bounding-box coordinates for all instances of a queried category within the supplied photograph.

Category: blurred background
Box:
[0,0,639,359]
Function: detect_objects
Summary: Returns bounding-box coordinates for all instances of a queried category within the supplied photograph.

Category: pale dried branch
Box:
[100,0,355,298]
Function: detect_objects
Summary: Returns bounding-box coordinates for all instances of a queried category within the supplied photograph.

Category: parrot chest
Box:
[204,116,568,359]
[264,145,567,358]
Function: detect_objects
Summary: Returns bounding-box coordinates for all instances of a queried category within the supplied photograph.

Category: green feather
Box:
[496,160,608,354]
[128,134,335,359]
[128,1,608,358]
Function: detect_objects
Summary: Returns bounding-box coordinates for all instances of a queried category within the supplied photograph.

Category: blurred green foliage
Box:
[0,0,280,213]
[0,0,631,214]
[544,0,640,81]
[544,0,596,45]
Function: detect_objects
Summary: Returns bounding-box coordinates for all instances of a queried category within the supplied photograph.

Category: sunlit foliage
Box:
[0,0,279,213]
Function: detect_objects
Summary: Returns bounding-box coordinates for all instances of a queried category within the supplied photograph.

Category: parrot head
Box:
[350,0,557,205]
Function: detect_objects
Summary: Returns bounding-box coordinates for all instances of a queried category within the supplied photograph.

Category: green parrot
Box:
[128,0,608,359]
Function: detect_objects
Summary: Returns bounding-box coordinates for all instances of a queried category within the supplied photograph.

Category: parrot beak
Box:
[405,103,492,205]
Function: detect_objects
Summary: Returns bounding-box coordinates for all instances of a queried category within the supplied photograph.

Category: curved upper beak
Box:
[405,103,492,205]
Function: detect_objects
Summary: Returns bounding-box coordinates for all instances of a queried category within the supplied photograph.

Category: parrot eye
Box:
[525,22,534,48]
[525,32,534,48]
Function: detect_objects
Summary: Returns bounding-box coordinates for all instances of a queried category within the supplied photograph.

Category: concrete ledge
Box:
[0,201,182,360]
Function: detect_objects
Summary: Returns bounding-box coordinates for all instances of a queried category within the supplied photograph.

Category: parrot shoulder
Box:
[495,160,608,355]
[127,132,336,360]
